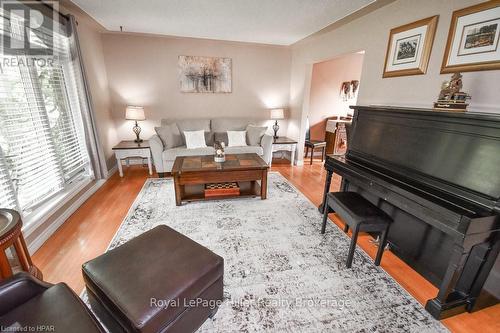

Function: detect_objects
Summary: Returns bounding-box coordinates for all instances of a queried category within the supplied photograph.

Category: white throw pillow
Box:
[227,131,247,147]
[184,130,207,149]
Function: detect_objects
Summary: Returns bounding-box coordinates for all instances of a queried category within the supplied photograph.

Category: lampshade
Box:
[125,106,145,120]
[270,108,285,120]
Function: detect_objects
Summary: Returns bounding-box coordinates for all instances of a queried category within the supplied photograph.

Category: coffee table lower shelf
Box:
[179,181,262,203]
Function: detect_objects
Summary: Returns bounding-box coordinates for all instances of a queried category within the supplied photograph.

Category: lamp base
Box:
[272,120,279,140]
[133,120,142,144]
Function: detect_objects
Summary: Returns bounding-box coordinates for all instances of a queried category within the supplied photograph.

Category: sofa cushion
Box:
[211,118,269,132]
[155,124,182,149]
[211,118,250,132]
[214,132,228,146]
[205,131,215,146]
[224,146,263,155]
[246,125,267,146]
[163,146,215,161]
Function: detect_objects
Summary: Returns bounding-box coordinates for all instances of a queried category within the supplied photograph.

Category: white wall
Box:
[288,0,500,163]
[100,33,291,141]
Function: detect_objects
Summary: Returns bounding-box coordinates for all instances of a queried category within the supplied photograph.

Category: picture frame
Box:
[178,55,232,93]
[441,1,500,73]
[383,16,439,78]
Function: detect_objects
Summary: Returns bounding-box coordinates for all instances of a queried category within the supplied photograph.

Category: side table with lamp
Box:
[269,108,297,165]
[125,105,146,143]
[113,106,153,177]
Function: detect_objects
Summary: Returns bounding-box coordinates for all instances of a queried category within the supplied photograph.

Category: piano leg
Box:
[425,237,499,319]
[318,169,334,214]
[466,238,500,311]
[425,243,469,319]
[341,178,349,191]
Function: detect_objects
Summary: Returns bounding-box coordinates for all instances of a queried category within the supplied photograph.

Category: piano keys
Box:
[320,105,500,319]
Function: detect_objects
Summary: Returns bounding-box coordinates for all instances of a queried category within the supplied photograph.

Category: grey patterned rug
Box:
[85,172,447,332]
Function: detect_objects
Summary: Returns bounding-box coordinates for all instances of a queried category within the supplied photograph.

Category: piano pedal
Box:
[370,236,390,251]
[369,235,380,246]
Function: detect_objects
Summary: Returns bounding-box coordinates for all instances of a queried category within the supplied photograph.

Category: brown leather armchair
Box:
[0,272,104,333]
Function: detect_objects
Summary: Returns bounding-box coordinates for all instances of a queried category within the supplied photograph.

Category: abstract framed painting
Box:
[382,16,439,78]
[178,55,232,93]
[441,1,500,73]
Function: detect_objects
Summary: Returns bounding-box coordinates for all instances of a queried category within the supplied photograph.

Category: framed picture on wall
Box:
[441,1,500,73]
[178,55,232,93]
[382,16,439,78]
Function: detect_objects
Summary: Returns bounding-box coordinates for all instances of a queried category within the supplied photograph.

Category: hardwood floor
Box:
[32,160,500,333]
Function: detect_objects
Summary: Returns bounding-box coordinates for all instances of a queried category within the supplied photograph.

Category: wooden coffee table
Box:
[171,153,269,205]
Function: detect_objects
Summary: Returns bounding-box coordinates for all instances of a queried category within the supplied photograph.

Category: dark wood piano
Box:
[320,105,500,319]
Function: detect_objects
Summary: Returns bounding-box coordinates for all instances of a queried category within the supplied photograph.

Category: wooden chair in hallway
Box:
[304,140,326,165]
[304,117,327,165]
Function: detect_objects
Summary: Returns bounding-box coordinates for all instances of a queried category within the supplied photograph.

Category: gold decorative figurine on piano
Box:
[434,72,471,111]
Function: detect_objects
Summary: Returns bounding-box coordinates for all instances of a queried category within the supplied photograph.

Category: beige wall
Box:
[308,52,364,140]
[288,0,500,162]
[60,1,119,172]
[100,33,291,141]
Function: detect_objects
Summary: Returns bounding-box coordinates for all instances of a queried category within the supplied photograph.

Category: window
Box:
[0,3,93,219]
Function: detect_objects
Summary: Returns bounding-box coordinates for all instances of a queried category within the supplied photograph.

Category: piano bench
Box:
[321,192,392,268]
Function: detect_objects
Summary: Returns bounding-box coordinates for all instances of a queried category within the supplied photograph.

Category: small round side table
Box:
[0,209,42,280]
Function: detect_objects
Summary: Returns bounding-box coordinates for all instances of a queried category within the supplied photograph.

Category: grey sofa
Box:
[150,118,273,174]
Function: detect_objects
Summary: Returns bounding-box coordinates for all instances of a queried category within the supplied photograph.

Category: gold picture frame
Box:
[383,16,439,78]
[441,1,500,73]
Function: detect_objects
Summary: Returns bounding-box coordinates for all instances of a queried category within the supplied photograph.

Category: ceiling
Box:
[71,0,375,45]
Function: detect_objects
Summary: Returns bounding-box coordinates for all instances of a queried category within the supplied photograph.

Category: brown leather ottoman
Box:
[82,225,224,333]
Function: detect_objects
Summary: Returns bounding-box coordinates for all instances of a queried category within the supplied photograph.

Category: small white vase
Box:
[214,155,225,163]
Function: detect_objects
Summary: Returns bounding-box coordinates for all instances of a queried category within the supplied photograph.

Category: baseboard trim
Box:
[27,179,106,254]
[106,165,118,179]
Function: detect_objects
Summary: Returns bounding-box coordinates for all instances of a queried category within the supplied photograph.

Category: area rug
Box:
[84,172,447,332]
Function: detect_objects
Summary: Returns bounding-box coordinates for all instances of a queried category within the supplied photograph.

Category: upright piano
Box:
[320,105,500,319]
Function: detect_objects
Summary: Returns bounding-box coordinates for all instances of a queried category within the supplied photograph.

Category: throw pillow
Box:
[155,123,182,149]
[227,131,247,147]
[184,130,208,149]
[246,125,267,146]
[214,132,228,146]
[205,131,215,146]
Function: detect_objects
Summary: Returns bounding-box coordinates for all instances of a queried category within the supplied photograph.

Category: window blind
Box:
[0,2,92,216]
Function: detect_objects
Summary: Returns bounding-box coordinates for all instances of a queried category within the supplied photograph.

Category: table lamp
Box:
[270,108,285,139]
[125,106,145,143]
